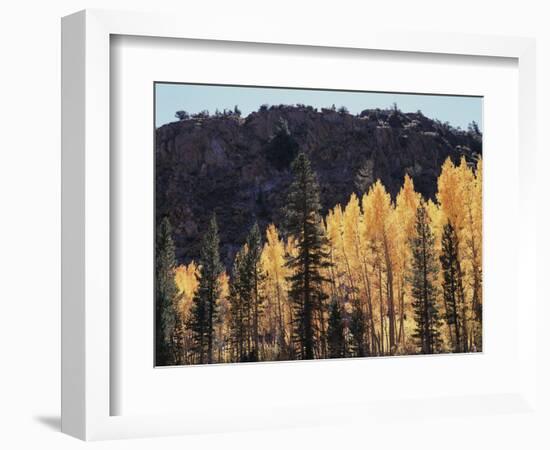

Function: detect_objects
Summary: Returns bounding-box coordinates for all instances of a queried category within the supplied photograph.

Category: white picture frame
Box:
[61,9,537,441]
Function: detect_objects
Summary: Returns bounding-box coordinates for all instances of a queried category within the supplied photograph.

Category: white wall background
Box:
[0,1,547,449]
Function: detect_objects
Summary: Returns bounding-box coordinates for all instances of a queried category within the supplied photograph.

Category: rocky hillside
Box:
[155,105,482,267]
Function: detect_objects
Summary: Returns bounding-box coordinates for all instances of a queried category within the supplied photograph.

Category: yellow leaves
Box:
[437,156,477,232]
[473,159,482,217]
[175,261,198,296]
[393,175,421,269]
[262,224,287,279]
[362,181,391,234]
[261,224,289,308]
[343,193,361,245]
[174,262,199,316]
[216,271,231,333]
[436,156,482,269]
[285,235,299,260]
[434,156,483,346]
[260,224,292,340]
[342,193,364,268]
[426,199,444,253]
[395,174,420,237]
[218,271,230,300]
[326,204,344,242]
[172,156,482,359]
[173,261,229,317]
[470,158,483,260]
[325,205,348,289]
[266,223,282,249]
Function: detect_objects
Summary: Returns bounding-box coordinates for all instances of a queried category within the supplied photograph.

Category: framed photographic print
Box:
[62,9,538,441]
[153,82,483,367]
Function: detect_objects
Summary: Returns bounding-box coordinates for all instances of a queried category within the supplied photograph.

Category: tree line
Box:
[156,153,482,365]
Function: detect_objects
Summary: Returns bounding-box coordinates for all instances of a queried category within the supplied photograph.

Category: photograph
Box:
[1,1,541,446]
[154,83,483,366]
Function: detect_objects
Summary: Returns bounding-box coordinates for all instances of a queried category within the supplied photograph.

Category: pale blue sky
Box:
[155,83,482,131]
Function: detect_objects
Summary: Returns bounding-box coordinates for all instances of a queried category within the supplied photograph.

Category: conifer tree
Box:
[327,300,346,358]
[245,222,266,361]
[227,223,266,362]
[409,203,442,354]
[284,152,331,359]
[188,214,223,364]
[440,221,467,352]
[155,217,179,366]
[349,300,366,357]
[228,246,250,362]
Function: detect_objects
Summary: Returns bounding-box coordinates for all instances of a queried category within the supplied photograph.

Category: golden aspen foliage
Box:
[436,156,483,350]
[393,175,421,287]
[324,207,345,300]
[325,204,356,308]
[395,175,421,237]
[261,224,290,346]
[342,193,365,298]
[472,159,483,273]
[174,261,198,317]
[171,156,483,363]
[362,180,392,240]
[361,180,399,354]
[342,192,362,254]
[218,271,230,300]
[426,199,444,253]
[392,175,422,350]
[215,271,231,361]
[437,157,466,231]
[262,224,288,285]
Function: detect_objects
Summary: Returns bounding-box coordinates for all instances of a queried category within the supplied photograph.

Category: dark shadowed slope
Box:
[155,105,482,267]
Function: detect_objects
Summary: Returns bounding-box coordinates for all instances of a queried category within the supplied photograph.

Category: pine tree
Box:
[284,152,331,359]
[440,221,467,352]
[327,300,346,358]
[228,246,250,362]
[409,203,442,354]
[349,300,366,357]
[188,214,223,364]
[155,217,179,365]
[245,222,266,361]
[227,223,266,362]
